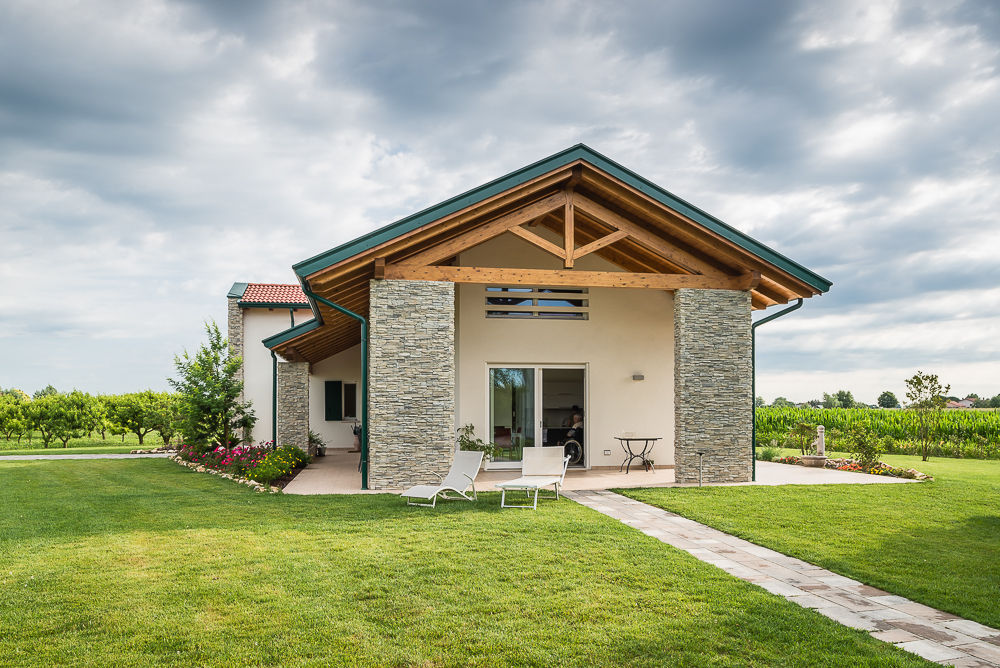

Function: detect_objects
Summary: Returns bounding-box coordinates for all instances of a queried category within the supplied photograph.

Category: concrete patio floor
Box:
[282,449,916,495]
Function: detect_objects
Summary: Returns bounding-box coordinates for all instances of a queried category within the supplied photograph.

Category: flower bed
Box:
[769,454,931,480]
[824,457,933,480]
[173,443,312,491]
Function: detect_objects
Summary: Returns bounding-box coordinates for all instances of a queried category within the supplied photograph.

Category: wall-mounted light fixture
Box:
[632,373,645,381]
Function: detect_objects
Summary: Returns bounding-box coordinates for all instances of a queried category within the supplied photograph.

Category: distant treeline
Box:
[0,387,180,447]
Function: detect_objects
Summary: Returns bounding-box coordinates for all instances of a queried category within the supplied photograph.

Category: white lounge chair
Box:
[497,447,571,509]
[400,450,484,507]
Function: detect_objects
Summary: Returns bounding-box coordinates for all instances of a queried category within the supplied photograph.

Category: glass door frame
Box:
[485,363,588,470]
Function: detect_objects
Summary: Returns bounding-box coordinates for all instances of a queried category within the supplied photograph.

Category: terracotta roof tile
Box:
[240,283,308,305]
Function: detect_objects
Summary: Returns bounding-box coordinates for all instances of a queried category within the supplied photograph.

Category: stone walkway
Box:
[565,490,1000,667]
[0,453,171,460]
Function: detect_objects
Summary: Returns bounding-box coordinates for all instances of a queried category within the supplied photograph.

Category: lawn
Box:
[0,432,154,456]
[0,459,931,667]
[621,454,1000,630]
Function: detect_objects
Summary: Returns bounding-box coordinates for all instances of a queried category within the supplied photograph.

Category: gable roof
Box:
[267,144,832,362]
[229,282,309,308]
[293,144,831,293]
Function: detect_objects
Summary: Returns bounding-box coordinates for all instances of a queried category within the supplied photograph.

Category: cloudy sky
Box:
[2,0,998,404]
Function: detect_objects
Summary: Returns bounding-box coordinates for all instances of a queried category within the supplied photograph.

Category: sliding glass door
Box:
[488,365,586,468]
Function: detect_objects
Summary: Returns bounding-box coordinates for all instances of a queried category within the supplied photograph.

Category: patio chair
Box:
[497,447,571,510]
[400,450,484,508]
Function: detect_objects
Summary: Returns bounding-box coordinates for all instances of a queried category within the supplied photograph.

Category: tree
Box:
[0,396,28,443]
[784,421,818,455]
[821,392,841,409]
[806,399,822,409]
[49,392,93,447]
[834,390,857,409]
[1,387,30,402]
[25,395,59,448]
[904,371,950,462]
[754,396,766,408]
[877,391,900,409]
[33,384,59,399]
[108,391,161,445]
[150,392,182,445]
[169,321,255,450]
[771,397,794,407]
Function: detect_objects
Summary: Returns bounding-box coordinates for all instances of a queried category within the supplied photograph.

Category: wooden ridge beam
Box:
[384,264,760,291]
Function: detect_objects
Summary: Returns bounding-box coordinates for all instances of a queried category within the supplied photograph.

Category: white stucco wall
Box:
[455,232,675,468]
[241,307,313,445]
[309,344,363,448]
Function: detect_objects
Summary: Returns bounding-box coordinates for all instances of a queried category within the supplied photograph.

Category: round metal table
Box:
[615,436,660,473]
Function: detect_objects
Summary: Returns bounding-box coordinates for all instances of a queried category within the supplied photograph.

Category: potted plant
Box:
[350,421,361,453]
[308,430,326,456]
[456,424,497,463]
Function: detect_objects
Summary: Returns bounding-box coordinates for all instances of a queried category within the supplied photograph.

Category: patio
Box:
[282,449,915,495]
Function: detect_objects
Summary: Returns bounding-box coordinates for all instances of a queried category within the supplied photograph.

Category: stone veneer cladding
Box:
[227,296,247,442]
[673,289,752,484]
[276,361,309,452]
[368,279,456,490]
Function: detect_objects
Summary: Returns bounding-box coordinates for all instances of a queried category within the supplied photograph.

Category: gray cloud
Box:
[1,0,999,401]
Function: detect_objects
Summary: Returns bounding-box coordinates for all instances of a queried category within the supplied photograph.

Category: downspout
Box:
[301,288,369,491]
[270,350,278,447]
[751,298,803,481]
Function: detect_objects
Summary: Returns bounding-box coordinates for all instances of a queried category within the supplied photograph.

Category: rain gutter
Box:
[751,298,803,481]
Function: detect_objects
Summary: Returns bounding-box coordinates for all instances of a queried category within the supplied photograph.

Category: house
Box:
[227,145,831,490]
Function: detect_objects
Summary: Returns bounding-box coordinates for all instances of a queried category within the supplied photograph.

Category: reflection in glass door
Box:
[489,368,535,464]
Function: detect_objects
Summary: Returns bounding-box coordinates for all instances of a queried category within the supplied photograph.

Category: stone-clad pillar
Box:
[277,361,309,452]
[227,296,244,383]
[368,279,455,490]
[673,289,752,484]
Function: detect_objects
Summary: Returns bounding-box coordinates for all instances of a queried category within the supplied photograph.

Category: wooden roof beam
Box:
[384,264,759,290]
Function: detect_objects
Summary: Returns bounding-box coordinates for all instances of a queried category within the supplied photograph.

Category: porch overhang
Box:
[266,144,832,363]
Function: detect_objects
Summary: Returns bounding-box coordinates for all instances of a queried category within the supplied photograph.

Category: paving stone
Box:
[897,640,966,662]
[817,591,887,612]
[943,621,1000,640]
[890,602,961,621]
[867,594,913,606]
[756,580,808,597]
[813,605,880,631]
[890,621,979,646]
[871,629,922,643]
[957,643,1000,664]
[946,656,998,668]
[858,608,915,622]
[786,594,830,609]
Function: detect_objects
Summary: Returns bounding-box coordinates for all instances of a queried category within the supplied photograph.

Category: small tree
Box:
[834,389,857,409]
[108,391,161,445]
[904,371,950,462]
[877,391,899,409]
[821,392,841,409]
[754,396,766,408]
[25,395,58,448]
[169,321,255,450]
[771,397,794,407]
[50,392,91,447]
[841,424,884,468]
[784,421,818,455]
[151,392,182,445]
[0,396,28,443]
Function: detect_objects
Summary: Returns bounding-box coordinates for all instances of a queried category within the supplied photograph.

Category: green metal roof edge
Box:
[262,319,321,349]
[227,282,248,299]
[292,144,831,293]
[239,301,311,309]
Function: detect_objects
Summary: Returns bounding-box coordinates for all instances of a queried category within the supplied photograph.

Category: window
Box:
[324,381,358,420]
[485,286,588,320]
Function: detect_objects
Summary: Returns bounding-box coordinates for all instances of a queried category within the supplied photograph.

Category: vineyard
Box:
[756,406,1000,459]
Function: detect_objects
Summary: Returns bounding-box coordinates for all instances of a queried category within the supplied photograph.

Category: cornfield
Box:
[755,407,1000,460]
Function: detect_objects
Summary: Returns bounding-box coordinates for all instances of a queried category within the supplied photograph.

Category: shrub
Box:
[756,443,781,461]
[246,445,311,484]
[456,423,498,459]
[841,425,885,468]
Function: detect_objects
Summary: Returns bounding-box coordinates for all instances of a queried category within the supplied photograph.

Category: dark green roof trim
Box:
[227,282,248,299]
[239,301,311,309]
[292,144,831,293]
[262,319,321,349]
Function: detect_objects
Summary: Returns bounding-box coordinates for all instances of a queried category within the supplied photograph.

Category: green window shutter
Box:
[325,381,343,421]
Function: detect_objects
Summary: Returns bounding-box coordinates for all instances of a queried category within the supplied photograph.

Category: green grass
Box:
[0,460,930,667]
[621,454,1000,629]
[0,432,158,456]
